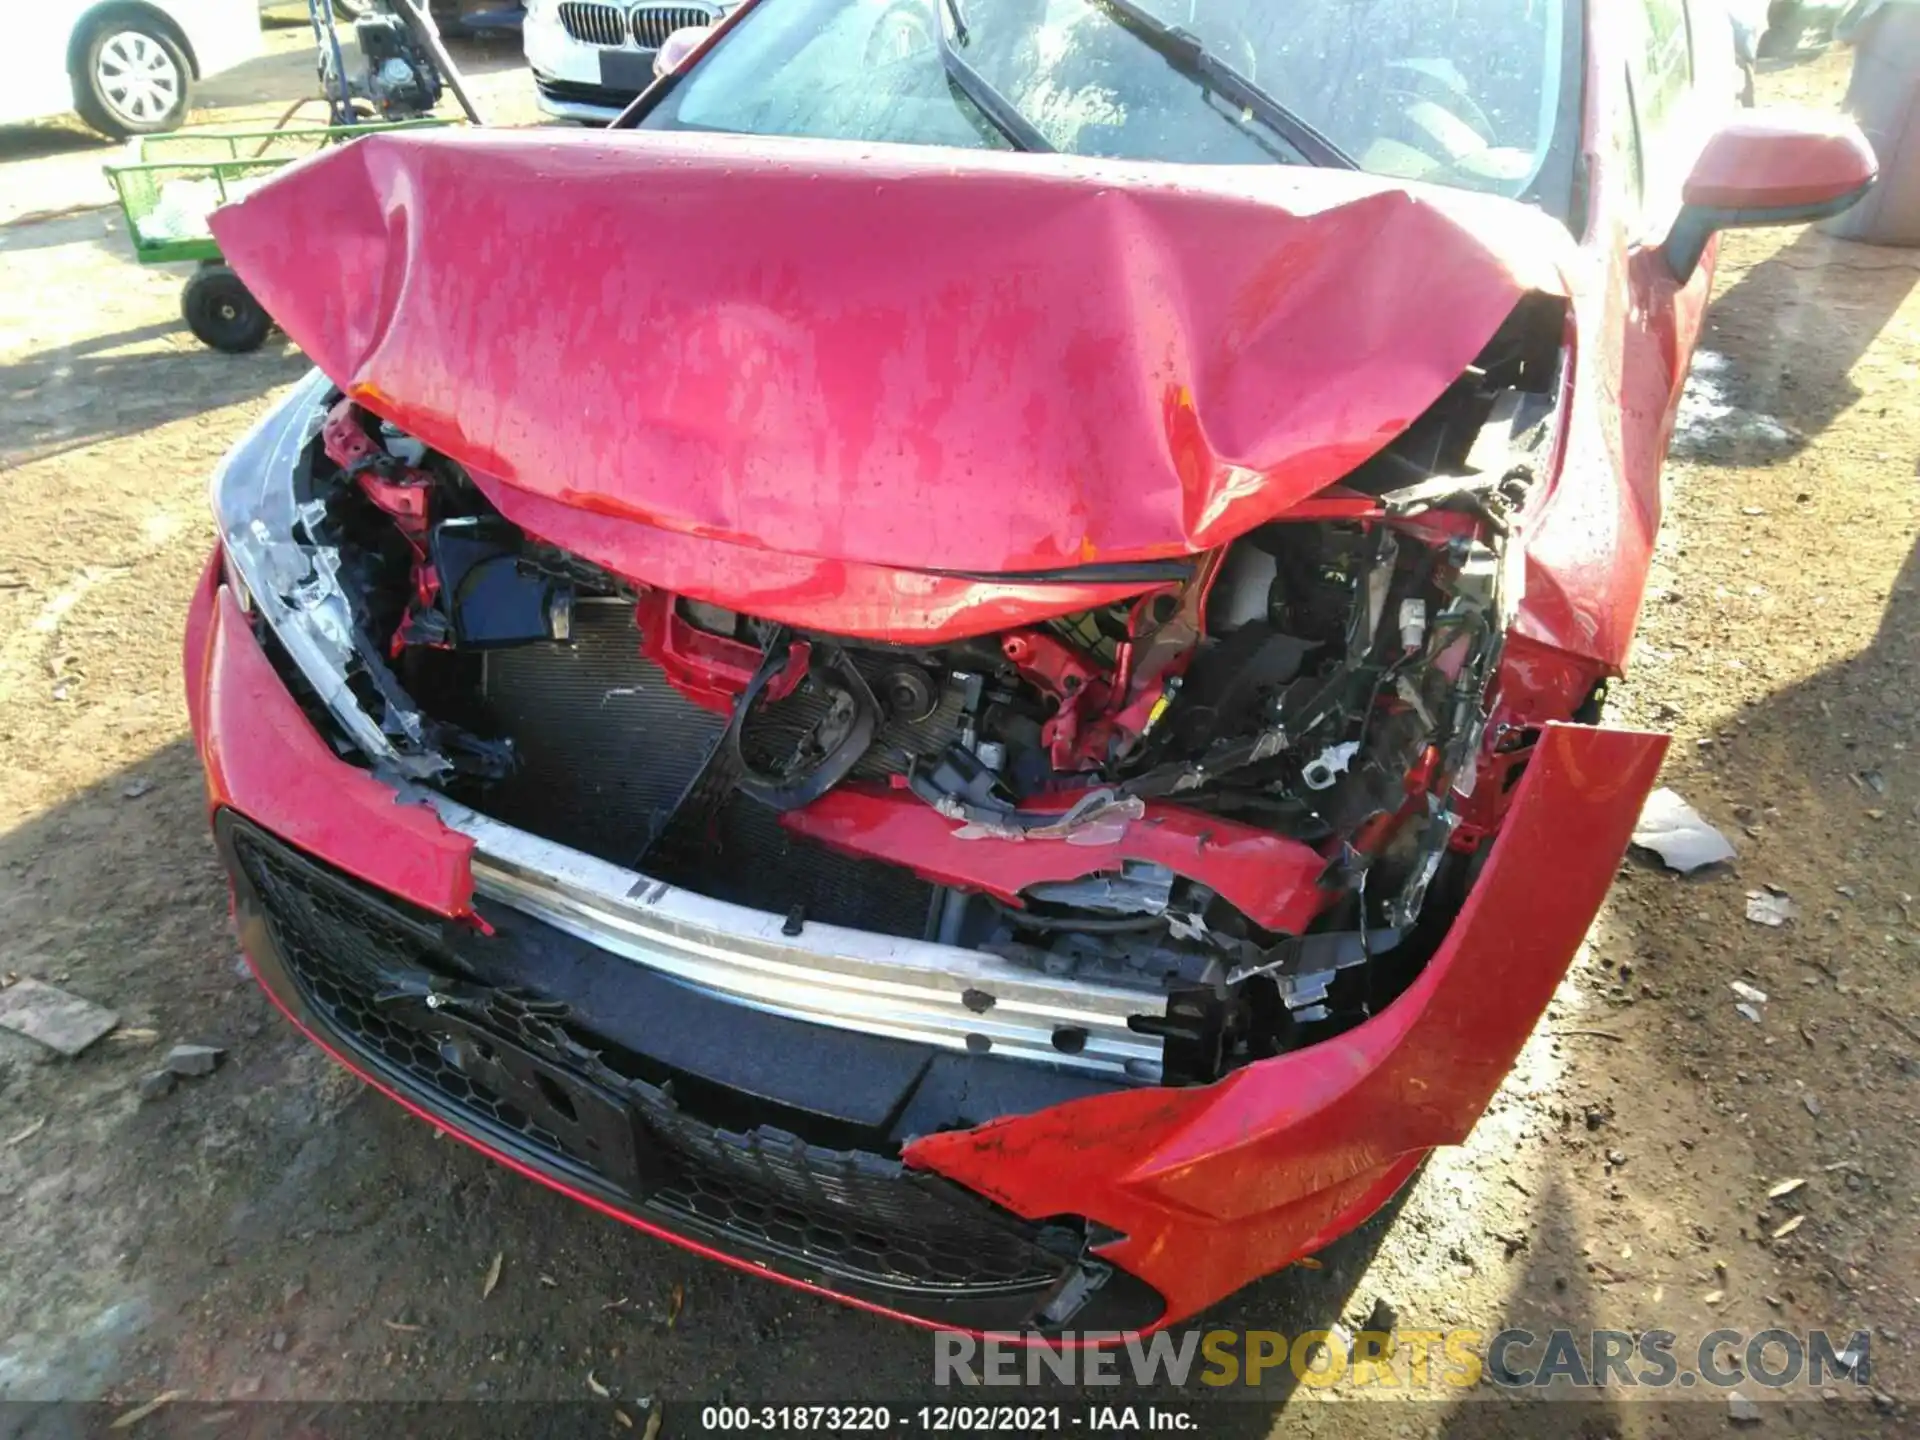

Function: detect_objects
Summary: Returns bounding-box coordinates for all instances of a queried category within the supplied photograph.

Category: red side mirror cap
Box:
[1683,109,1877,212]
[1666,110,1877,280]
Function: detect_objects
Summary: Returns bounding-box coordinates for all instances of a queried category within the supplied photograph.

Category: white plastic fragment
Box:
[1632,788,1737,872]
[1302,741,1361,792]
[1745,890,1798,927]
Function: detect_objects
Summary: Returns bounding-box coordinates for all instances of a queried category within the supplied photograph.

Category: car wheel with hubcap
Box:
[74,21,191,139]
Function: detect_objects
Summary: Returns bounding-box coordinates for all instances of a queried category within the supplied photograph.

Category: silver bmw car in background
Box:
[523,0,735,120]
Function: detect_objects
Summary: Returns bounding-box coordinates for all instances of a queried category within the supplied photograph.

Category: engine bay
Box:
[235,300,1567,1087]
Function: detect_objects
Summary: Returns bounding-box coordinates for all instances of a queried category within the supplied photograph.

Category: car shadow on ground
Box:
[1688,230,1920,463]
[0,311,308,469]
[0,122,105,168]
[1711,529,1920,957]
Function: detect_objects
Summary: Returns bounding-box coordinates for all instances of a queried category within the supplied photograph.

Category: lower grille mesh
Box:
[231,822,1070,1294]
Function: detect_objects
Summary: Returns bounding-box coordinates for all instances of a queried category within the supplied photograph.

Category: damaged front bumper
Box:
[445,801,1168,1079]
[218,806,1164,1332]
[187,504,1666,1328]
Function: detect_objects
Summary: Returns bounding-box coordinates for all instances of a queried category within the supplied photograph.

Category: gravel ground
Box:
[0,35,1914,1440]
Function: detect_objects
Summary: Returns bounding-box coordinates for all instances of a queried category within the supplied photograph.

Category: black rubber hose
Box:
[728,642,879,812]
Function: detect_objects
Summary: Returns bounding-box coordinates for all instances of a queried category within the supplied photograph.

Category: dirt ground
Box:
[0,30,1915,1439]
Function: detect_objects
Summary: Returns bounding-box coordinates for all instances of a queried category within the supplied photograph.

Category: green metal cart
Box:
[104,119,451,353]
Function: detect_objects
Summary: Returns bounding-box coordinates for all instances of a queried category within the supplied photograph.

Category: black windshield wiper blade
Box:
[933,0,1053,153]
[1085,0,1359,170]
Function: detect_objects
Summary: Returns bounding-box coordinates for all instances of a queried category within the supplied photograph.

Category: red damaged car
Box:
[186,0,1872,1335]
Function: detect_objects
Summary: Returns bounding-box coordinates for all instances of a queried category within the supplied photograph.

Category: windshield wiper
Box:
[1084,0,1359,170]
[933,0,1053,153]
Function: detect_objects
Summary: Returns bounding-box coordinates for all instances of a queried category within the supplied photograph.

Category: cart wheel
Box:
[182,266,272,354]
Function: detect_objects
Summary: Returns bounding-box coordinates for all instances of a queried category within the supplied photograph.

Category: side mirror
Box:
[654,24,711,79]
[1665,111,1877,281]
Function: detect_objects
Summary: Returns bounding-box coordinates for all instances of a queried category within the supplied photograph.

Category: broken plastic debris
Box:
[952,794,1144,845]
[5,1116,48,1146]
[1302,740,1361,792]
[1730,981,1769,1005]
[1745,890,1798,927]
[1631,788,1737,873]
[0,978,119,1056]
[109,1391,186,1431]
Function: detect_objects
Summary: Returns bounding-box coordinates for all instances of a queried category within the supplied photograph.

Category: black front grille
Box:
[230,822,1072,1296]
[558,0,627,46]
[629,3,715,47]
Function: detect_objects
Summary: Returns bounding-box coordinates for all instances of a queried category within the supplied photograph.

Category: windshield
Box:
[637,0,1582,214]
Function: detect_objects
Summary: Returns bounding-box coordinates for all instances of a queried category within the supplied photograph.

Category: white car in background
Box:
[523,0,735,122]
[4,0,262,139]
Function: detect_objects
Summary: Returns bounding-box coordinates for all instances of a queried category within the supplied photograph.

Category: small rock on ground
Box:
[165,1044,224,1078]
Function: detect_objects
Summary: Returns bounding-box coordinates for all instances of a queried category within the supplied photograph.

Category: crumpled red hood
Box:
[212,128,1571,578]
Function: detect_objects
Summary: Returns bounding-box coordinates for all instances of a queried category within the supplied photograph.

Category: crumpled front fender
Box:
[186,556,476,914]
[906,723,1667,1323]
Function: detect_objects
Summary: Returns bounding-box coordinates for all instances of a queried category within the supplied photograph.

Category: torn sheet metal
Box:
[781,785,1330,935]
[210,128,1573,583]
